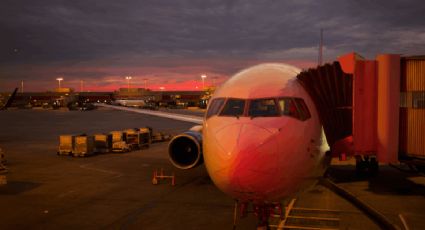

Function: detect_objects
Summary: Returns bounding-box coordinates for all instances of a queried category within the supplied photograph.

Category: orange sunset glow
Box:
[1,58,316,92]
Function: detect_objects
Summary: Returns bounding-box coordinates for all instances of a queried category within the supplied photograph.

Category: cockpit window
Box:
[294,98,311,121]
[279,98,299,118]
[219,99,245,117]
[206,98,225,118]
[278,98,311,121]
[248,99,279,117]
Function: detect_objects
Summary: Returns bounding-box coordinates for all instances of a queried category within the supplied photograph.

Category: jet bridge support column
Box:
[376,54,400,163]
[339,53,400,164]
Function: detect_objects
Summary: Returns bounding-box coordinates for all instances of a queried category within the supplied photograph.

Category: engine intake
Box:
[168,127,203,170]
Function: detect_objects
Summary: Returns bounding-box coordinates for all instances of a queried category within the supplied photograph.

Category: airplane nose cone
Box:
[205,122,279,200]
[214,123,277,157]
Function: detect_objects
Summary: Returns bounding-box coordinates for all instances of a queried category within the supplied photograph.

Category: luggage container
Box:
[0,175,6,185]
[94,134,112,153]
[138,127,151,148]
[151,132,164,143]
[73,135,94,157]
[110,131,130,152]
[124,129,141,150]
[151,132,172,143]
[58,135,75,156]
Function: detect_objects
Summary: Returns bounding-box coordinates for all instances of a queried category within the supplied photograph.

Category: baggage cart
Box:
[110,131,130,152]
[124,129,141,150]
[94,134,112,153]
[58,135,75,156]
[73,135,94,157]
[138,127,151,148]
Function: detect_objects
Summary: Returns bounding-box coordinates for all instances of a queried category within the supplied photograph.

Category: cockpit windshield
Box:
[206,98,225,118]
[248,99,279,117]
[206,97,311,121]
[219,99,245,117]
[278,97,311,121]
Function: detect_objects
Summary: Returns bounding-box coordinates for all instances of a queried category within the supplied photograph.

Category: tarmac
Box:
[0,107,423,229]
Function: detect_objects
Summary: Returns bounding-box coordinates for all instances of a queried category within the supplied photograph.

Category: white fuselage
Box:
[202,63,329,203]
[115,99,146,107]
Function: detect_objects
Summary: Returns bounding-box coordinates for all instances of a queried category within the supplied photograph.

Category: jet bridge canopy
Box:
[296,62,353,149]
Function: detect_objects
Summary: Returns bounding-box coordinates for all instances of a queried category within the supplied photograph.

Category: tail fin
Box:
[0,88,18,110]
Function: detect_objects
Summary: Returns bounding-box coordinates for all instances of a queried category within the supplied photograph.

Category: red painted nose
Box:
[214,123,277,158]
[211,123,280,199]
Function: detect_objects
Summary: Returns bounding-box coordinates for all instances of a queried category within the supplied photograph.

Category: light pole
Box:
[56,77,63,89]
[201,74,207,89]
[21,80,24,93]
[80,80,84,92]
[143,78,148,89]
[125,76,132,91]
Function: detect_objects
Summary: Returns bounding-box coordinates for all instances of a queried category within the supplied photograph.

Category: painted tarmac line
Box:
[79,158,124,178]
[320,178,402,230]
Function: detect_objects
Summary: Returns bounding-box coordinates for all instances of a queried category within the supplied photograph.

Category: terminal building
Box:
[113,88,204,107]
[1,88,206,108]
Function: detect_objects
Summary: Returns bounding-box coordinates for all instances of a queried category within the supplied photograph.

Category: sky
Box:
[1,0,424,92]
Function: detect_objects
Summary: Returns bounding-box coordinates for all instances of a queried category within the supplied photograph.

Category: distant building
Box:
[114,88,206,107]
[114,88,151,99]
[54,87,74,93]
[77,92,114,103]
[1,87,207,108]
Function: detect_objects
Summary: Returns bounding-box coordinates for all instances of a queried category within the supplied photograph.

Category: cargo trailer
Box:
[124,129,141,150]
[94,134,112,153]
[58,135,75,156]
[73,135,94,157]
[138,127,151,148]
[110,131,130,152]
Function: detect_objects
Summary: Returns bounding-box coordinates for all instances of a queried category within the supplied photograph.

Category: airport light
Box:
[201,74,207,89]
[125,76,132,91]
[56,77,63,88]
[159,86,165,91]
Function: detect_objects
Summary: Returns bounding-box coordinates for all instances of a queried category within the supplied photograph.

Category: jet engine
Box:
[168,125,203,169]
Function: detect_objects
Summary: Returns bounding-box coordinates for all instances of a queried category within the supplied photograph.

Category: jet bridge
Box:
[298,52,424,172]
[296,61,353,153]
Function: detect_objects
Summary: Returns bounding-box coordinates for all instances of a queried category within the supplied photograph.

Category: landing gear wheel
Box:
[369,157,379,174]
[355,156,379,176]
[355,156,368,174]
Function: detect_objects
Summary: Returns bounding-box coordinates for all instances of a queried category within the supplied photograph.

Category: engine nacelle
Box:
[168,126,203,169]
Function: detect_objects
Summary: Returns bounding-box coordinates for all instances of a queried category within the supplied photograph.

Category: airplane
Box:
[114,99,147,107]
[98,63,330,229]
[0,88,18,110]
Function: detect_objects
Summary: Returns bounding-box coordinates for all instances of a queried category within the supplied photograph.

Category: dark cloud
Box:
[1,0,424,90]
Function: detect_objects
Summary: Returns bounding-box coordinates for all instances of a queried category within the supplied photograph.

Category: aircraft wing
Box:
[95,103,203,124]
[0,88,18,110]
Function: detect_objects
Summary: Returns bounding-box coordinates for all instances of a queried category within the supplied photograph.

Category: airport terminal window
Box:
[412,92,425,109]
[206,98,225,118]
[219,99,246,117]
[248,99,279,117]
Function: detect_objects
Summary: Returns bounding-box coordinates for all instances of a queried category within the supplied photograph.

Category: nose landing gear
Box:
[355,155,379,175]
[232,199,296,230]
